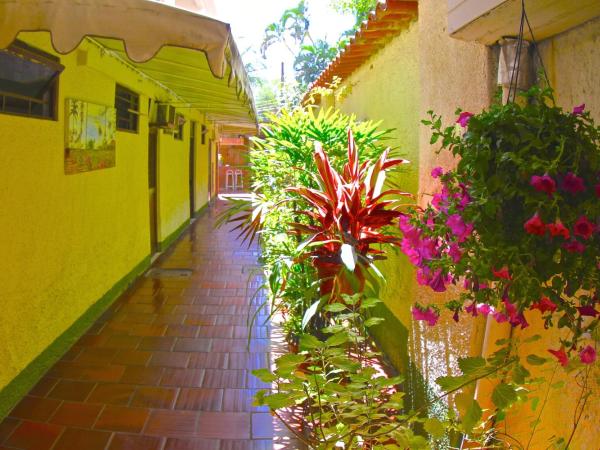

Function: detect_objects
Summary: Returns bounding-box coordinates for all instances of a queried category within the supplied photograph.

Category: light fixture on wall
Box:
[498,37,532,104]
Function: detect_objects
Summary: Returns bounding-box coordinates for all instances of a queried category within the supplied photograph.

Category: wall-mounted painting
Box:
[65,98,116,174]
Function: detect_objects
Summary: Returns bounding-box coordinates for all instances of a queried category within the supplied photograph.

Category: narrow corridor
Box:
[0,202,298,450]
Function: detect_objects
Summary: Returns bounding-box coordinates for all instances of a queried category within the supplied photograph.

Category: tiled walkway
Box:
[0,202,300,450]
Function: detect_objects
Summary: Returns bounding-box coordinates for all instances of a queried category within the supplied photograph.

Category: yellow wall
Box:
[416,2,600,447]
[0,31,212,394]
[330,21,421,374]
[319,0,600,445]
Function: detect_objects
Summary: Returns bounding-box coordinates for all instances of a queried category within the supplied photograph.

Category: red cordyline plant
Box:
[289,129,412,302]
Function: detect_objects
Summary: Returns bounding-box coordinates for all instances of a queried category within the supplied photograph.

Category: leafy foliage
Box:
[254,295,431,449]
[403,87,600,355]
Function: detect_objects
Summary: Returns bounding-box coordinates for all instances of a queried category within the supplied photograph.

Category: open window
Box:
[0,41,63,120]
[115,84,140,132]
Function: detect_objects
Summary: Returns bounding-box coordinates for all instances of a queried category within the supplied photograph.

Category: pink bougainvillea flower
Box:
[503,299,529,329]
[595,183,600,198]
[457,183,472,210]
[563,240,586,253]
[416,268,430,286]
[411,305,439,326]
[524,213,546,236]
[428,269,448,292]
[530,174,556,196]
[579,346,597,364]
[401,238,421,266]
[531,296,557,314]
[547,220,570,239]
[447,242,462,263]
[572,103,585,115]
[492,266,511,280]
[576,305,599,317]
[493,311,508,323]
[561,172,586,194]
[431,166,444,178]
[573,215,595,240]
[446,214,473,243]
[548,347,569,367]
[477,303,493,316]
[431,185,452,212]
[456,111,473,128]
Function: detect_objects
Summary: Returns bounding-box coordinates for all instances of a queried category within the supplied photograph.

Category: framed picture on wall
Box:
[65,98,116,174]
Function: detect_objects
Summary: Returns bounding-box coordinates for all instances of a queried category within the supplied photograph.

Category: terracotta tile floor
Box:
[0,202,302,450]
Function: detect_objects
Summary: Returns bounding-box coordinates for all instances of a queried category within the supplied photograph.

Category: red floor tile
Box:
[196,412,250,439]
[47,379,95,401]
[48,402,103,428]
[164,437,220,450]
[0,417,20,444]
[87,383,136,405]
[9,396,61,422]
[95,406,150,433]
[5,421,63,450]
[130,386,177,409]
[144,410,199,437]
[175,388,223,411]
[108,433,164,450]
[52,428,111,450]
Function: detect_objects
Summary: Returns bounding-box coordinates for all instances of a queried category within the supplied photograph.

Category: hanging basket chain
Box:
[508,0,553,103]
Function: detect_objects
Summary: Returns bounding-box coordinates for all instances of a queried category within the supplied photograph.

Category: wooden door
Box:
[148,129,159,254]
[189,121,196,217]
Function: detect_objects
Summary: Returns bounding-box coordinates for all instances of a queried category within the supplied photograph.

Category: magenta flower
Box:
[431,167,444,178]
[416,267,431,286]
[563,240,585,253]
[530,174,556,196]
[456,111,473,128]
[446,214,473,242]
[524,213,546,236]
[411,305,439,326]
[547,220,570,239]
[548,347,569,367]
[493,311,508,323]
[401,238,421,265]
[428,269,448,292]
[573,215,594,240]
[579,346,597,364]
[531,297,557,314]
[431,186,451,212]
[477,304,493,316]
[447,243,462,263]
[576,305,599,317]
[572,103,585,115]
[561,172,585,194]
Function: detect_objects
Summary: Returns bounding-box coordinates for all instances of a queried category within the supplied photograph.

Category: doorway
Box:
[148,128,159,254]
[208,139,213,203]
[189,121,196,218]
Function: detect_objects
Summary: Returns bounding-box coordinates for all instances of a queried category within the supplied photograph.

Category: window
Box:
[0,41,62,119]
[173,114,184,141]
[115,84,139,132]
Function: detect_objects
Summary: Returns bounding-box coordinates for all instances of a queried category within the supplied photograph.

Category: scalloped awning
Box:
[0,0,256,128]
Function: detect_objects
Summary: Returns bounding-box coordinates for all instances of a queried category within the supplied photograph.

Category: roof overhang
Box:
[304,0,418,102]
[0,0,257,129]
